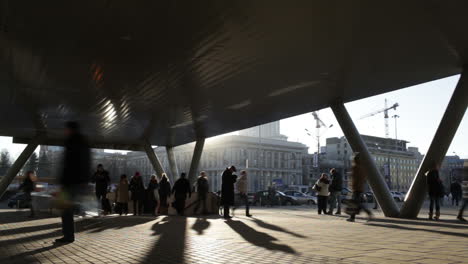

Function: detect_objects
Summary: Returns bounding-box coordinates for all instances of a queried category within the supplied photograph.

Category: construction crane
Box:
[359,99,399,138]
[305,111,333,156]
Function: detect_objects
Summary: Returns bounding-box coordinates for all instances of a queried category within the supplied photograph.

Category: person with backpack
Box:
[427,162,443,220]
[194,171,209,215]
[315,173,330,215]
[19,170,36,218]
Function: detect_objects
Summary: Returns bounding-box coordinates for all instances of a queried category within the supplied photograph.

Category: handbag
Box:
[312,183,322,192]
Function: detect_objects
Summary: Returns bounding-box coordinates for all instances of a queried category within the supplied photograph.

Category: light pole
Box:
[392,115,400,191]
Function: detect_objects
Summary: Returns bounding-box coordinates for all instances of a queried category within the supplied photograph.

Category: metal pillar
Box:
[142,140,165,177]
[188,138,205,184]
[331,102,400,217]
[166,146,179,183]
[0,136,41,199]
[400,72,468,218]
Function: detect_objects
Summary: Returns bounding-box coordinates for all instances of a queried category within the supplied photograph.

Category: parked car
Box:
[364,192,375,203]
[7,192,29,208]
[391,191,405,202]
[253,190,299,206]
[283,191,317,205]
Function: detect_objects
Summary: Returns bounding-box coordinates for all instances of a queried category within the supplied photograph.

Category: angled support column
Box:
[0,135,42,199]
[143,140,165,177]
[331,102,400,217]
[166,146,179,183]
[188,138,205,184]
[400,71,468,218]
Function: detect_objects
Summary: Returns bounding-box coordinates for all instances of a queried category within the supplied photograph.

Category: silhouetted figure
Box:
[451,181,462,206]
[147,175,160,216]
[316,173,330,215]
[194,171,209,215]
[172,173,191,216]
[221,166,237,219]
[115,174,129,216]
[457,173,468,222]
[267,184,276,207]
[56,121,90,243]
[91,164,110,215]
[130,172,145,216]
[158,173,171,215]
[328,168,343,215]
[426,163,443,220]
[236,170,252,217]
[19,171,36,217]
[347,153,372,222]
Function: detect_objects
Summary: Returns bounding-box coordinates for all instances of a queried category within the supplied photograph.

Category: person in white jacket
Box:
[315,173,330,215]
[236,170,252,217]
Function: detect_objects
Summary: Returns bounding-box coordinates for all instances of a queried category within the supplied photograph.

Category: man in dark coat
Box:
[172,173,191,216]
[129,172,145,216]
[194,171,209,214]
[451,181,462,206]
[328,168,343,215]
[91,164,110,215]
[426,162,443,220]
[56,121,90,243]
[221,166,237,219]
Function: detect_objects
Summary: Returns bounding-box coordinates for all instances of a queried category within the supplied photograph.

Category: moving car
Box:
[283,190,317,205]
[391,191,405,202]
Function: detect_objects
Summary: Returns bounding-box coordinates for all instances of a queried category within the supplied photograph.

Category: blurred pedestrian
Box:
[115,174,129,216]
[158,173,171,215]
[56,121,90,243]
[19,170,36,217]
[221,166,237,219]
[315,173,330,215]
[91,164,110,216]
[426,162,443,220]
[172,173,191,216]
[147,175,160,216]
[328,168,343,215]
[457,171,468,222]
[267,183,277,207]
[347,153,373,222]
[236,170,252,217]
[451,181,462,207]
[129,172,145,216]
[194,171,209,215]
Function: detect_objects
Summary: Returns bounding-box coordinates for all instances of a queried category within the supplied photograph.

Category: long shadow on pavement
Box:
[225,219,296,254]
[0,241,65,263]
[366,223,468,239]
[0,210,56,225]
[248,217,307,238]
[143,216,187,264]
[192,217,210,235]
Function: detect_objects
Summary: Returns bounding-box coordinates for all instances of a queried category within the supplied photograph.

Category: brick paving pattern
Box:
[0,207,467,264]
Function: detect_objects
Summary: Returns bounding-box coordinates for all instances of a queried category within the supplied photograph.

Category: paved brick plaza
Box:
[0,206,466,264]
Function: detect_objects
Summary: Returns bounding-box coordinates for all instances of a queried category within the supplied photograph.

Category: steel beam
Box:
[142,140,165,177]
[166,146,179,183]
[188,138,205,184]
[400,72,468,218]
[331,102,400,217]
[0,135,42,199]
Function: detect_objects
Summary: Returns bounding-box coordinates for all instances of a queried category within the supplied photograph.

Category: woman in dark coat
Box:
[427,162,443,220]
[221,166,237,219]
[172,173,191,216]
[146,175,159,216]
[158,173,172,215]
[129,172,145,216]
[19,171,36,217]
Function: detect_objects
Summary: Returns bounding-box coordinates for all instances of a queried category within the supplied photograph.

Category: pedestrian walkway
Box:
[0,207,466,264]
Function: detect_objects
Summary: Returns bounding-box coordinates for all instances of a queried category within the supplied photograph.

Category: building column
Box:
[0,135,42,198]
[331,102,400,217]
[400,71,468,218]
[166,146,179,183]
[188,138,205,184]
[142,140,165,177]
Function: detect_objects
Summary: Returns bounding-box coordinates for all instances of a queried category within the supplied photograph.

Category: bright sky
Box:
[0,75,467,159]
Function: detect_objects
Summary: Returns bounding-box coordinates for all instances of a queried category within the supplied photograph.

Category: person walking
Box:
[327,168,343,215]
[147,175,160,216]
[194,171,209,215]
[115,174,129,216]
[450,180,462,207]
[347,153,373,222]
[56,121,90,243]
[172,173,191,216]
[267,184,277,207]
[221,166,237,219]
[129,172,145,216]
[158,173,171,215]
[315,173,330,215]
[19,171,36,218]
[91,164,110,215]
[427,162,443,220]
[236,170,252,217]
[457,170,468,222]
